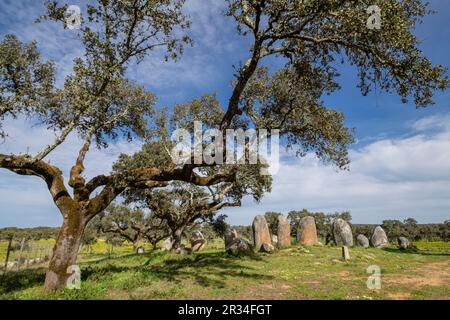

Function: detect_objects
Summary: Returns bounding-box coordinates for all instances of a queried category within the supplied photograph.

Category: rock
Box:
[356,234,370,248]
[277,215,291,248]
[136,246,146,255]
[298,246,310,253]
[342,246,350,261]
[226,238,252,255]
[332,218,354,246]
[397,237,410,249]
[297,216,318,246]
[190,231,206,251]
[162,237,174,251]
[175,245,192,255]
[224,228,238,248]
[261,243,274,253]
[191,239,206,252]
[371,226,388,248]
[252,215,271,251]
[6,261,17,269]
[271,235,278,245]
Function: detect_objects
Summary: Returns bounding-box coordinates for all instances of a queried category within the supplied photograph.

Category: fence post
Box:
[3,237,13,274]
[17,238,26,270]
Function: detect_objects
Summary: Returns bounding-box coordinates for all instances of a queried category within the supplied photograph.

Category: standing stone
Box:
[277,215,291,248]
[297,216,318,246]
[190,231,206,252]
[356,234,370,248]
[252,215,272,252]
[162,237,174,251]
[332,218,354,246]
[224,228,238,248]
[371,226,389,248]
[342,246,350,261]
[397,237,410,249]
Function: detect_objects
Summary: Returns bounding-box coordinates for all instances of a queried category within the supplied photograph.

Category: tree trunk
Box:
[44,210,86,292]
[172,228,183,251]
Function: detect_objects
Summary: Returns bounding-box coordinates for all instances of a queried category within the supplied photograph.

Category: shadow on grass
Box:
[82,251,272,289]
[0,267,46,294]
[382,247,450,256]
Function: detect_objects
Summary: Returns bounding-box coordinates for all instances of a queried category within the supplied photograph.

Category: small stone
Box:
[271,234,278,245]
[342,246,350,260]
[224,228,238,248]
[397,237,410,249]
[175,245,192,255]
[356,234,370,248]
[226,238,252,255]
[190,231,206,252]
[332,218,354,246]
[136,246,146,255]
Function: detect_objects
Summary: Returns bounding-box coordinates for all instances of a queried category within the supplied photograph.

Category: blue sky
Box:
[0,0,449,227]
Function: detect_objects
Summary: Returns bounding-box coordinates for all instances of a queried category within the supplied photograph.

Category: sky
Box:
[0,0,449,227]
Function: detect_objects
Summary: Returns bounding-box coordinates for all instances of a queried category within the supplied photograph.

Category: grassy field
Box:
[0,241,449,300]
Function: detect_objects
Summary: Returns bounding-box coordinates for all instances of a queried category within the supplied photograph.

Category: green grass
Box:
[0,241,449,300]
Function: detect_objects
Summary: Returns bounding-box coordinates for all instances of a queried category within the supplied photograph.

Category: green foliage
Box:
[264,212,281,235]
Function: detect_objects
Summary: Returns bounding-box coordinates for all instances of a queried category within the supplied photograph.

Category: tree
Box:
[403,217,419,240]
[81,217,101,253]
[1,0,447,291]
[99,203,169,252]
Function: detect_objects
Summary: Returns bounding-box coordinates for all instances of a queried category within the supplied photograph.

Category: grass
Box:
[0,241,449,300]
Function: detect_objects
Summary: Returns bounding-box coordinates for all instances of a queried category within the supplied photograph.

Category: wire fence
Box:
[0,238,53,274]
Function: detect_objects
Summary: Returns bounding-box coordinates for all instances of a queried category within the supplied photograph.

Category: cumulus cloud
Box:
[0,1,449,228]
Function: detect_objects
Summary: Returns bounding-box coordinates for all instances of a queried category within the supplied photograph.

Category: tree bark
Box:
[44,209,86,292]
[172,228,184,251]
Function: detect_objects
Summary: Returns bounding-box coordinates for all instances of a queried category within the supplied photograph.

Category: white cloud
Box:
[223,115,450,225]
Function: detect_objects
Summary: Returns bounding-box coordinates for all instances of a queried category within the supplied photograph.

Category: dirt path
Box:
[384,260,450,299]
